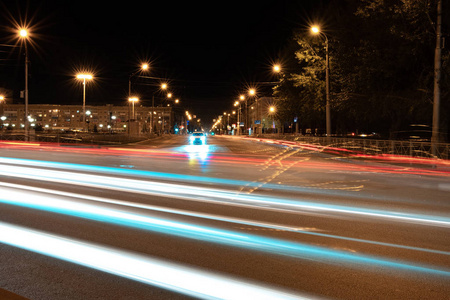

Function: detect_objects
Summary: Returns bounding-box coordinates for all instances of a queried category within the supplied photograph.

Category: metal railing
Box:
[0,132,149,145]
[254,134,450,160]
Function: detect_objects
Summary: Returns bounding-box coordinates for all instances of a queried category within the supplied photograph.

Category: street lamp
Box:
[248,88,258,135]
[129,63,149,97]
[76,73,93,132]
[150,83,168,134]
[18,28,30,139]
[128,97,139,119]
[273,64,281,73]
[311,25,331,138]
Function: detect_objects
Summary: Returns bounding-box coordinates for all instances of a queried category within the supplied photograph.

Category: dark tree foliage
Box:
[274,0,449,139]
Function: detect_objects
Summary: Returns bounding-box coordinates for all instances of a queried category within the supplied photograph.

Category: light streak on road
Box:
[0,160,449,228]
[3,181,448,257]
[1,184,449,277]
[0,222,306,300]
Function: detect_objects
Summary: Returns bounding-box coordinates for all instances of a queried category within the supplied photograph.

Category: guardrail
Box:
[253,134,450,160]
[0,133,149,145]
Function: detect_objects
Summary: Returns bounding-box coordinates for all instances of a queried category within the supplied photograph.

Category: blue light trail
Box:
[0,183,449,278]
[0,159,449,228]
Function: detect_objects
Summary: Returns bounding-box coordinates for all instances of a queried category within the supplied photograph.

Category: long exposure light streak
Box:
[0,222,305,300]
[2,181,448,257]
[1,161,449,228]
[0,185,449,277]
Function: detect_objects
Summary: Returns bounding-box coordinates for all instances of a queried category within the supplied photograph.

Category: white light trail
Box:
[1,183,449,277]
[0,222,306,300]
[0,162,449,228]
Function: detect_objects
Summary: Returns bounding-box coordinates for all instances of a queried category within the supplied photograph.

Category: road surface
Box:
[0,135,449,299]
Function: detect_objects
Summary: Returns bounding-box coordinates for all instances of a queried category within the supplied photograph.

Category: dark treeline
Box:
[273,0,449,141]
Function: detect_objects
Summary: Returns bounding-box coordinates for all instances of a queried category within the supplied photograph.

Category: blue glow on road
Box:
[2,181,448,257]
[0,222,306,300]
[1,185,449,278]
[1,159,449,228]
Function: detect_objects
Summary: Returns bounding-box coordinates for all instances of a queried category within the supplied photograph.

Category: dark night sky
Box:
[0,0,326,125]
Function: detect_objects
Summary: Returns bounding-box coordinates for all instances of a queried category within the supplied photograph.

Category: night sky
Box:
[1,0,326,125]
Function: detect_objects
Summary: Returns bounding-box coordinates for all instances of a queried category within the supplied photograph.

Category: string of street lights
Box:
[9,27,187,135]
[213,24,330,137]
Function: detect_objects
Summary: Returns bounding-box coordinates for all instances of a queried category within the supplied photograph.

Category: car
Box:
[189,132,207,145]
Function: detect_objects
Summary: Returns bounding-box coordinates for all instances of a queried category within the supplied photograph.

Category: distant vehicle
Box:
[189,132,207,145]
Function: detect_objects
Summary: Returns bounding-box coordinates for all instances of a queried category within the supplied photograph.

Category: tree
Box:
[273,33,328,134]
[274,0,449,139]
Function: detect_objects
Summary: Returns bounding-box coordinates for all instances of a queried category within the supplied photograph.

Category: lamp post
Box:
[129,63,149,97]
[248,88,257,135]
[76,74,93,132]
[311,25,331,139]
[151,83,168,134]
[128,97,139,119]
[0,96,4,130]
[18,29,29,140]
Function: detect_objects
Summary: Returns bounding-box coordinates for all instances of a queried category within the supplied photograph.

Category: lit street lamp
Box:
[129,63,149,97]
[76,74,93,132]
[273,64,281,73]
[128,97,139,119]
[151,83,168,134]
[18,28,30,139]
[311,25,331,139]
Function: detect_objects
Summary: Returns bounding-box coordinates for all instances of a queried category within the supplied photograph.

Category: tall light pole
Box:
[128,63,149,97]
[76,74,93,132]
[234,100,241,135]
[128,97,139,119]
[248,88,257,135]
[128,64,148,134]
[19,29,29,140]
[151,83,168,134]
[311,25,331,139]
[432,0,442,156]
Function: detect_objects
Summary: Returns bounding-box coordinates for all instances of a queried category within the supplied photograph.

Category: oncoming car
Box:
[189,132,207,145]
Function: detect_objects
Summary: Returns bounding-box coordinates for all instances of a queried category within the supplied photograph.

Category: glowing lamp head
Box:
[19,29,28,38]
[76,74,93,80]
[128,97,139,102]
[269,106,276,113]
[249,89,256,96]
[142,63,149,70]
[311,26,320,34]
[273,64,281,73]
[161,83,168,90]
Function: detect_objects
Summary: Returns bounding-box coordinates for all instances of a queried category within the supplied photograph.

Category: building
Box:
[0,103,185,134]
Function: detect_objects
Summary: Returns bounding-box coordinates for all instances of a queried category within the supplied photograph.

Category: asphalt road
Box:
[0,135,449,299]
